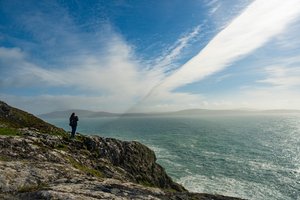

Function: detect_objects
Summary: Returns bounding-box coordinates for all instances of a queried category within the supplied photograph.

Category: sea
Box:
[44,114,300,200]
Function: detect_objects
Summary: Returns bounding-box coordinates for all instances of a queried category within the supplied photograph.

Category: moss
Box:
[50,131,69,137]
[67,156,103,178]
[138,180,156,188]
[0,155,12,161]
[18,183,49,193]
[55,143,68,151]
[79,149,91,156]
[0,127,22,136]
[163,188,178,193]
[75,134,86,142]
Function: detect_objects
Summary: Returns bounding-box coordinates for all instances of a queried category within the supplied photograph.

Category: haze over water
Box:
[46,114,300,200]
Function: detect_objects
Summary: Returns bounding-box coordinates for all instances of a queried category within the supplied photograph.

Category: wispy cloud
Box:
[0,36,162,95]
[0,2,165,113]
[156,0,300,92]
[238,87,300,110]
[204,0,221,18]
[0,41,164,113]
[258,66,300,88]
[205,0,219,7]
[153,26,201,73]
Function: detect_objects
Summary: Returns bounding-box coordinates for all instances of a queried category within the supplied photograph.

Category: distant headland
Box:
[39,108,300,119]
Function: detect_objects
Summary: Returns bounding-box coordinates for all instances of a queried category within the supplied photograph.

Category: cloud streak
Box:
[258,65,300,88]
[156,0,300,92]
[153,26,201,73]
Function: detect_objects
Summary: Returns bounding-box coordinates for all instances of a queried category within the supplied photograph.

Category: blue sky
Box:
[1,0,300,114]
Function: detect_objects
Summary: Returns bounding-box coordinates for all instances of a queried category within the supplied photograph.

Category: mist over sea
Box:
[45,114,300,200]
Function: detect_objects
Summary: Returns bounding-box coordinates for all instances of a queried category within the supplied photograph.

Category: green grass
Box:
[50,130,69,137]
[74,133,86,142]
[54,143,69,151]
[0,155,12,161]
[138,180,156,188]
[0,127,21,136]
[163,188,178,193]
[68,156,103,178]
[18,183,49,193]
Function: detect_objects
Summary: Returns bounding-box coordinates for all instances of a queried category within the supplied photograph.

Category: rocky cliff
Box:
[0,101,243,200]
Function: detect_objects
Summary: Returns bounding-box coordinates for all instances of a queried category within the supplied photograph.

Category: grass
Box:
[18,183,49,193]
[68,156,103,178]
[50,130,69,137]
[163,188,178,193]
[75,134,86,142]
[0,127,22,136]
[138,180,156,188]
[55,143,69,151]
[0,155,12,161]
[0,101,66,135]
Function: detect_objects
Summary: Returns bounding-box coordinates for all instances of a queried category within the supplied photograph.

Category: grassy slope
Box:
[0,101,66,135]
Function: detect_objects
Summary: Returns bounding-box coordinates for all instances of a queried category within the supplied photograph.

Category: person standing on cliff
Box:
[69,112,79,138]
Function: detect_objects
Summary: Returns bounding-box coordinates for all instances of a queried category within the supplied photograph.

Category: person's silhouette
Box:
[69,112,79,138]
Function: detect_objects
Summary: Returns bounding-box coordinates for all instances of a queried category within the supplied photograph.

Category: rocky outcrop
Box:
[0,101,243,200]
[0,130,184,190]
[0,133,168,199]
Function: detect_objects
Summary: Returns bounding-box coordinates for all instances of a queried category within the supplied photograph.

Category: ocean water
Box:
[45,114,300,200]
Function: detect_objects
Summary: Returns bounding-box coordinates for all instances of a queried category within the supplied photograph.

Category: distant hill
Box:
[39,108,300,118]
[170,109,249,115]
[171,109,300,115]
[260,109,300,114]
[39,110,118,118]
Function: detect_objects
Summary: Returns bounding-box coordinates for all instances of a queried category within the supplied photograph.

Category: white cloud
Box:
[156,0,300,92]
[209,3,221,15]
[215,74,232,83]
[0,1,168,114]
[0,37,163,95]
[239,88,300,110]
[205,0,219,7]
[0,47,67,87]
[153,26,201,73]
[258,66,300,88]
[131,90,206,112]
[0,47,24,61]
[0,31,165,114]
[0,39,165,114]
[274,17,300,49]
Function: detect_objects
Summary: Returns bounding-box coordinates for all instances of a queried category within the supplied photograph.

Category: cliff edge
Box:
[0,101,243,200]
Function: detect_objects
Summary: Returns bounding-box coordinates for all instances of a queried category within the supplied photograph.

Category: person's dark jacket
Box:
[69,115,78,127]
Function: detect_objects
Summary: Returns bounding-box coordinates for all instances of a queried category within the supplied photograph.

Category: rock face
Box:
[0,101,244,200]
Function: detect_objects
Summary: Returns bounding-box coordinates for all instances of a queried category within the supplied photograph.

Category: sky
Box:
[1,0,300,114]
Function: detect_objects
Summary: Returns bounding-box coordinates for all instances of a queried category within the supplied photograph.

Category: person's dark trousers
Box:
[71,126,77,138]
